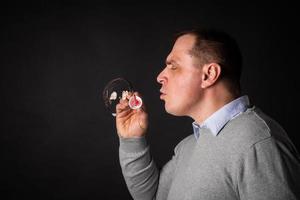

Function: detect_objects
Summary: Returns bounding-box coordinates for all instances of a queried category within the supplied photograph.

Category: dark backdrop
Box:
[1,2,299,200]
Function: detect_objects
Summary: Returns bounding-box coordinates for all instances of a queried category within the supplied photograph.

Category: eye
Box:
[168,64,177,70]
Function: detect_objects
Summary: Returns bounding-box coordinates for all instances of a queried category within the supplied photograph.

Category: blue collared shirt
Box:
[192,95,250,139]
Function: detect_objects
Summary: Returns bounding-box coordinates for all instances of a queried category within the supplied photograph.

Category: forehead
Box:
[167,34,196,61]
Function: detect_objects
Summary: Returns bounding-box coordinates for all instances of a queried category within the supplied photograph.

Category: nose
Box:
[157,68,166,85]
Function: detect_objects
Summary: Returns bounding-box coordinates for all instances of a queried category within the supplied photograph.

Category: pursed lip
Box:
[159,90,166,99]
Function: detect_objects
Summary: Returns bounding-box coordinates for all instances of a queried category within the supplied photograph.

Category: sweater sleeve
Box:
[119,136,158,200]
[236,137,300,200]
[119,136,183,200]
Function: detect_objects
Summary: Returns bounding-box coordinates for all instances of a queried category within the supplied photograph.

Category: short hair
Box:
[174,28,243,94]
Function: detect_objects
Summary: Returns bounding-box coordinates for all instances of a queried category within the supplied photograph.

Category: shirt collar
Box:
[192,95,250,139]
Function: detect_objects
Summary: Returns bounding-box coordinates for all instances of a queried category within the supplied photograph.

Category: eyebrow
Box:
[165,59,180,65]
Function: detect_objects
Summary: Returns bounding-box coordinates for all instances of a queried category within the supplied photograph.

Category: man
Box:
[115,29,300,200]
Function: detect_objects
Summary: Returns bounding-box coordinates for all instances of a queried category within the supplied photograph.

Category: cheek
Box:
[178,75,202,96]
[172,77,202,106]
[167,69,202,99]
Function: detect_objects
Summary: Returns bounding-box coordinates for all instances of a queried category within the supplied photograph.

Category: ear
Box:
[201,63,221,88]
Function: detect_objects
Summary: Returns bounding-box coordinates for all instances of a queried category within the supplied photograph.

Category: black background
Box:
[1,1,299,199]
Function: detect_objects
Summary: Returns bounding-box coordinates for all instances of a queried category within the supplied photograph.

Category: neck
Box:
[190,84,239,124]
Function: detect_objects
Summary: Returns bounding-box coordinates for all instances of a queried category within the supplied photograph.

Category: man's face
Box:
[157,34,204,116]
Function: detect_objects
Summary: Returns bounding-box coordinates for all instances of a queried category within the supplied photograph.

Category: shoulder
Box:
[226,107,300,178]
[223,106,293,151]
[173,134,195,154]
[175,134,195,148]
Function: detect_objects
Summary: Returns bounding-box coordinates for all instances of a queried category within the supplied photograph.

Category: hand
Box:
[116,92,148,138]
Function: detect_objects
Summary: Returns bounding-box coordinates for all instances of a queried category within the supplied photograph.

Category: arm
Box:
[116,92,182,199]
[119,136,158,200]
[119,135,183,200]
[119,137,184,200]
[115,92,174,199]
[237,137,300,200]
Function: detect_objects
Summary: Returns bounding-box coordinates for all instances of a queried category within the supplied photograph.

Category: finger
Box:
[116,101,129,113]
[117,108,132,118]
[126,91,134,100]
[126,91,141,99]
[119,98,128,104]
[133,91,142,98]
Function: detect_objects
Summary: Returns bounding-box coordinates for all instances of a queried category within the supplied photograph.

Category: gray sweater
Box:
[119,106,300,200]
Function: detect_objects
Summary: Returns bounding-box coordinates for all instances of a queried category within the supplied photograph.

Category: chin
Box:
[165,104,185,116]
